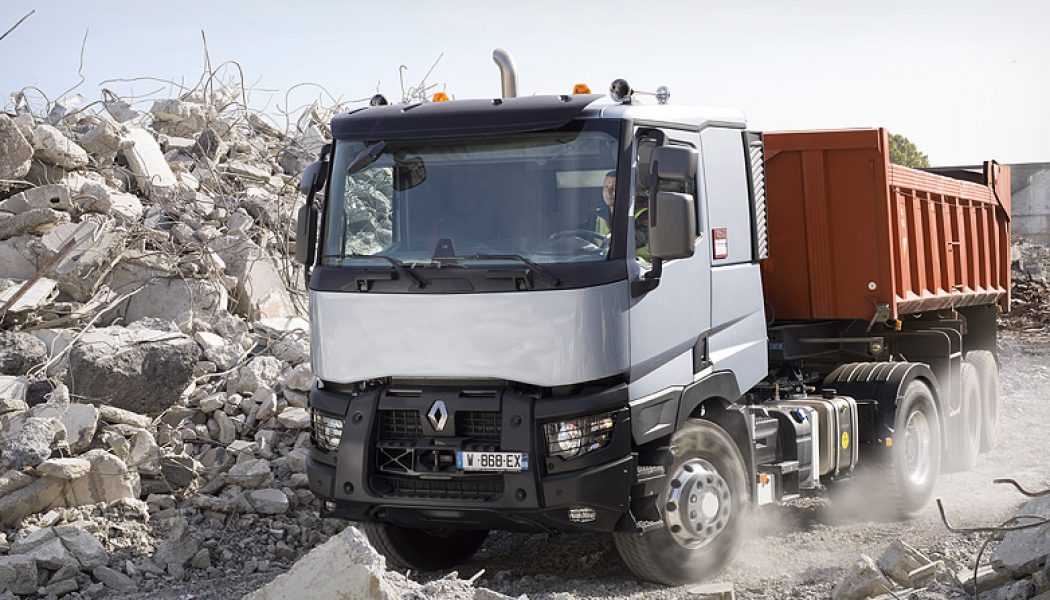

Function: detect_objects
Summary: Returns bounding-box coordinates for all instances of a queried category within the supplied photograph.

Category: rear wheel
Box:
[883,379,942,516]
[946,362,982,470]
[614,419,749,585]
[361,523,488,571]
[966,350,1000,452]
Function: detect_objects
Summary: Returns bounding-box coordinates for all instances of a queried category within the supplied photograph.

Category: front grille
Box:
[372,474,503,500]
[379,410,423,440]
[456,411,501,442]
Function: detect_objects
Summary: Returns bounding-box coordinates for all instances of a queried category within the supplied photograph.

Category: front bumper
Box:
[307,381,634,533]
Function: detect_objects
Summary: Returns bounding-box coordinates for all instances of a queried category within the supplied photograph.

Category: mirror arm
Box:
[630,258,663,298]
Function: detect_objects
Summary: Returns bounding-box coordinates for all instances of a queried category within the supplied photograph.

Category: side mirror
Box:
[299,160,326,194]
[295,202,319,265]
[649,192,696,260]
[651,146,697,182]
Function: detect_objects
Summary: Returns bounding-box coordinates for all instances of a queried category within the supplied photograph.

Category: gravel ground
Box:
[400,332,1050,599]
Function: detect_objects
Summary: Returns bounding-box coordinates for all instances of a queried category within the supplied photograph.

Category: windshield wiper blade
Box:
[331,253,429,288]
[447,254,560,287]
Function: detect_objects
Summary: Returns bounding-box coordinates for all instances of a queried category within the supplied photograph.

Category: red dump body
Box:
[761,128,1011,321]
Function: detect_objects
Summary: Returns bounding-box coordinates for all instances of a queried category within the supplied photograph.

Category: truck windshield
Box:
[321,121,620,266]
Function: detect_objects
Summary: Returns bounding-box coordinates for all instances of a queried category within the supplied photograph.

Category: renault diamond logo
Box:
[428,400,448,432]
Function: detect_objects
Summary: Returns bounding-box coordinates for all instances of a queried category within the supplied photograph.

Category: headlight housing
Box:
[543,411,616,460]
[311,409,344,451]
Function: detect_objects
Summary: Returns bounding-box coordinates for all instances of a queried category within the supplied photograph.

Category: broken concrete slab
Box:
[0,554,38,595]
[60,449,140,507]
[93,564,137,592]
[227,458,272,489]
[121,127,178,200]
[227,356,283,395]
[877,539,934,587]
[98,404,152,429]
[0,416,63,469]
[38,219,126,302]
[37,457,92,480]
[150,99,213,137]
[242,488,289,515]
[54,525,109,569]
[210,236,296,321]
[0,207,71,239]
[66,326,199,414]
[0,235,39,279]
[992,494,1050,576]
[0,331,47,376]
[32,124,89,169]
[0,277,58,313]
[0,114,34,180]
[0,183,73,214]
[0,475,63,527]
[244,526,398,600]
[29,401,99,453]
[77,116,126,163]
[832,555,894,600]
[0,375,29,414]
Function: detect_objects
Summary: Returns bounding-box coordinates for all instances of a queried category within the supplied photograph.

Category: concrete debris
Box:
[0,376,29,414]
[36,457,91,480]
[66,325,199,414]
[0,207,71,240]
[0,114,34,180]
[832,555,894,600]
[0,183,73,214]
[244,526,399,600]
[992,493,1050,576]
[0,555,38,595]
[31,123,90,169]
[0,276,58,314]
[0,416,64,469]
[877,539,936,587]
[0,332,47,376]
[122,126,179,200]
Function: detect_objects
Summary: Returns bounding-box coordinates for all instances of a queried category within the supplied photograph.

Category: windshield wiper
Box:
[443,254,560,287]
[326,253,429,288]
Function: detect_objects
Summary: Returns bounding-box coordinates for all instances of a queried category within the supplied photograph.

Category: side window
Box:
[633,130,699,264]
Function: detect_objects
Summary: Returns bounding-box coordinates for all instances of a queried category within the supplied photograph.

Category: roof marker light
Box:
[432,92,450,102]
[573,83,591,95]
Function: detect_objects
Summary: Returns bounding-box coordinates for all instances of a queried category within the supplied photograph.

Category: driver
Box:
[594,170,616,236]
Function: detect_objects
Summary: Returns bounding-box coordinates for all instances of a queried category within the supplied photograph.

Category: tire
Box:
[966,350,1000,452]
[613,419,749,585]
[361,523,488,571]
[946,361,982,471]
[879,379,943,517]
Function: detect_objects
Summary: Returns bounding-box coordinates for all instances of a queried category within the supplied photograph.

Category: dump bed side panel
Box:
[762,128,1010,321]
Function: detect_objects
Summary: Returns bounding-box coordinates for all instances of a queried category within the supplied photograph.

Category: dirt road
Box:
[441,333,1050,599]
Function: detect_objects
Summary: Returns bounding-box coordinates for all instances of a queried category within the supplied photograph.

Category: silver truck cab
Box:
[301,92,770,582]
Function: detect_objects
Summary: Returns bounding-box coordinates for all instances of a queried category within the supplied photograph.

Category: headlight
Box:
[543,412,616,460]
[311,409,344,451]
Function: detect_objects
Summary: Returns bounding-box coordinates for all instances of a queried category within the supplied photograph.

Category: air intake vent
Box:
[744,132,769,261]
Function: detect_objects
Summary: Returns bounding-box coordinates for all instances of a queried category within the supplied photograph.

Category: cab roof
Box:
[330,94,746,140]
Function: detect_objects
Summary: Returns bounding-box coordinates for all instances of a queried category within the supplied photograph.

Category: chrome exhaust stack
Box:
[492,48,518,98]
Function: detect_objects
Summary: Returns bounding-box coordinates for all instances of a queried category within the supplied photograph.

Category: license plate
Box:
[456,451,528,472]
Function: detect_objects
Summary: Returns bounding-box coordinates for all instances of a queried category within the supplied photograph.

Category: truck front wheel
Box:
[361,523,488,571]
[614,419,749,585]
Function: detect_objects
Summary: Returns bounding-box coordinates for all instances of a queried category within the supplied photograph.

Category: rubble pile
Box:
[1004,238,1050,331]
[832,494,1050,600]
[0,84,353,597]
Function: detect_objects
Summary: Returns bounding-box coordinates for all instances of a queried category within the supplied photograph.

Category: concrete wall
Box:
[1011,163,1050,241]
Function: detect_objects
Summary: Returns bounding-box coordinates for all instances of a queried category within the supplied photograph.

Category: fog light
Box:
[543,412,616,460]
[311,409,344,451]
[568,507,597,523]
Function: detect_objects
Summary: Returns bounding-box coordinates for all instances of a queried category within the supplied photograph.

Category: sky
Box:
[1,0,1048,165]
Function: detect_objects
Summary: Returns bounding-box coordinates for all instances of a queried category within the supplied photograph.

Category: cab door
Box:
[627,127,711,399]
